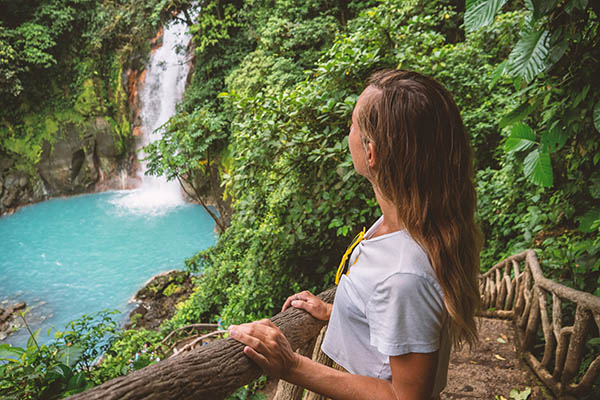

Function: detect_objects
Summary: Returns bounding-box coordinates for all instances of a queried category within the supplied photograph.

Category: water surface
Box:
[0,191,215,347]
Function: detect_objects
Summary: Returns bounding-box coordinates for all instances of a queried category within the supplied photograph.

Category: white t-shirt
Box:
[321,216,450,397]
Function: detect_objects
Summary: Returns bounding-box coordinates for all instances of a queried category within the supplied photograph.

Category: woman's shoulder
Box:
[372,232,442,296]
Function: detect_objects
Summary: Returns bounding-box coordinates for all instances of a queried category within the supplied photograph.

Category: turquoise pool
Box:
[0,191,215,347]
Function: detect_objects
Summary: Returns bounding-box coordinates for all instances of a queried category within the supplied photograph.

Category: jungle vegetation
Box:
[1,0,599,398]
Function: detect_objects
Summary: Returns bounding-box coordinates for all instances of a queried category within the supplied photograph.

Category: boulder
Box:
[0,301,27,341]
[126,270,195,330]
[95,118,119,159]
[1,171,29,209]
[37,125,98,195]
[0,150,47,214]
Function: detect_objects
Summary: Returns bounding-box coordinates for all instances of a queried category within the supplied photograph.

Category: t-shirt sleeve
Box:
[366,272,445,356]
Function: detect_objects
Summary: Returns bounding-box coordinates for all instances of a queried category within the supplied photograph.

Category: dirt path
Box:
[443,317,551,399]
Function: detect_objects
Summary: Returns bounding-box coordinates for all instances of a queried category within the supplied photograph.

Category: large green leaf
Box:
[524,148,553,187]
[506,30,550,83]
[464,0,508,32]
[499,99,538,128]
[488,60,508,90]
[594,100,600,133]
[58,345,84,368]
[505,123,536,152]
[577,209,600,233]
[540,126,567,153]
[0,343,25,361]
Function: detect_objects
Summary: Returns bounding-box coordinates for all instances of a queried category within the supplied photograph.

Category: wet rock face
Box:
[125,270,195,331]
[0,117,133,216]
[0,154,44,215]
[37,119,124,196]
[37,127,98,194]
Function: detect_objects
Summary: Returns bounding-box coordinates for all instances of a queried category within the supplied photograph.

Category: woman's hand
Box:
[229,319,300,379]
[281,290,332,321]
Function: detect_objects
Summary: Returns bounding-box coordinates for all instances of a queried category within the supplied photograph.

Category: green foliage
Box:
[92,328,165,382]
[465,0,600,187]
[163,0,524,329]
[505,29,550,83]
[0,0,95,99]
[144,107,227,183]
[523,148,552,187]
[466,0,600,295]
[190,2,241,53]
[594,100,600,132]
[226,375,268,400]
[0,0,174,177]
[163,283,182,297]
[0,310,119,399]
[464,0,508,32]
[504,122,536,152]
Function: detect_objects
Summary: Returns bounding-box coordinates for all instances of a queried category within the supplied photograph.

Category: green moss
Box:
[74,79,104,116]
[163,283,183,297]
[2,53,134,173]
[44,117,58,136]
[106,55,131,155]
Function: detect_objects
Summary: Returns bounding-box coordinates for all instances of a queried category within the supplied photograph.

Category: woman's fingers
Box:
[281,290,315,312]
[243,345,269,369]
[229,320,298,378]
[281,295,296,312]
[229,324,266,351]
[291,298,313,313]
[256,318,276,328]
[281,291,330,320]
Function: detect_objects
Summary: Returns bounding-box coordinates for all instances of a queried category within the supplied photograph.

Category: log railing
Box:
[68,288,336,400]
[68,249,600,399]
[479,250,600,399]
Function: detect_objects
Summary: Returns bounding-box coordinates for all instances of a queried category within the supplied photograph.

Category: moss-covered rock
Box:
[126,270,195,331]
[0,52,138,215]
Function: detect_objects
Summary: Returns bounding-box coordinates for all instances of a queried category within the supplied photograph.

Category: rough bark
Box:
[304,325,333,400]
[273,336,317,400]
[67,287,336,400]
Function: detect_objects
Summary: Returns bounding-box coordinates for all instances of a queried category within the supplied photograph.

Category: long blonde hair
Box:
[357,70,482,348]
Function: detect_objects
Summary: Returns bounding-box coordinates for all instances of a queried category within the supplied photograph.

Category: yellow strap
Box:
[335,227,365,285]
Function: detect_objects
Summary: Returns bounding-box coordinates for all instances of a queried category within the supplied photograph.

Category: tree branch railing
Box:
[68,249,600,399]
[67,288,336,400]
[479,250,600,399]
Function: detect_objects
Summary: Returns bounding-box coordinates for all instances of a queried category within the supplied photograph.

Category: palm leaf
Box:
[465,0,508,32]
[506,30,550,83]
[524,148,553,187]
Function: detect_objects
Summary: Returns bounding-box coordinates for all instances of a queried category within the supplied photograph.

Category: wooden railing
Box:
[68,289,336,399]
[479,250,600,399]
[69,250,600,399]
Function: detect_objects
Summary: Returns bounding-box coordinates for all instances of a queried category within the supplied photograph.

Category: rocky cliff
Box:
[0,121,136,216]
[0,64,146,216]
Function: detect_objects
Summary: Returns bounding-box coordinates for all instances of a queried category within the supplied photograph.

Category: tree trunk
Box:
[67,287,336,400]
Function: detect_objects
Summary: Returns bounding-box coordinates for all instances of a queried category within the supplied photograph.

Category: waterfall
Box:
[112,21,192,215]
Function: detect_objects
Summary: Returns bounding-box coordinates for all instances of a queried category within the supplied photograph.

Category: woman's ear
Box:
[367,141,377,168]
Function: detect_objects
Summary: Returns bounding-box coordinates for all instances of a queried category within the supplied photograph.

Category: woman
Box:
[228,70,482,399]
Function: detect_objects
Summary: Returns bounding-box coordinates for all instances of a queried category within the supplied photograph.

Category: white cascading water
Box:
[112,21,191,215]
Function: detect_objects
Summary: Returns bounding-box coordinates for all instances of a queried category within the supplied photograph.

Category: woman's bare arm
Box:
[229,319,438,400]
